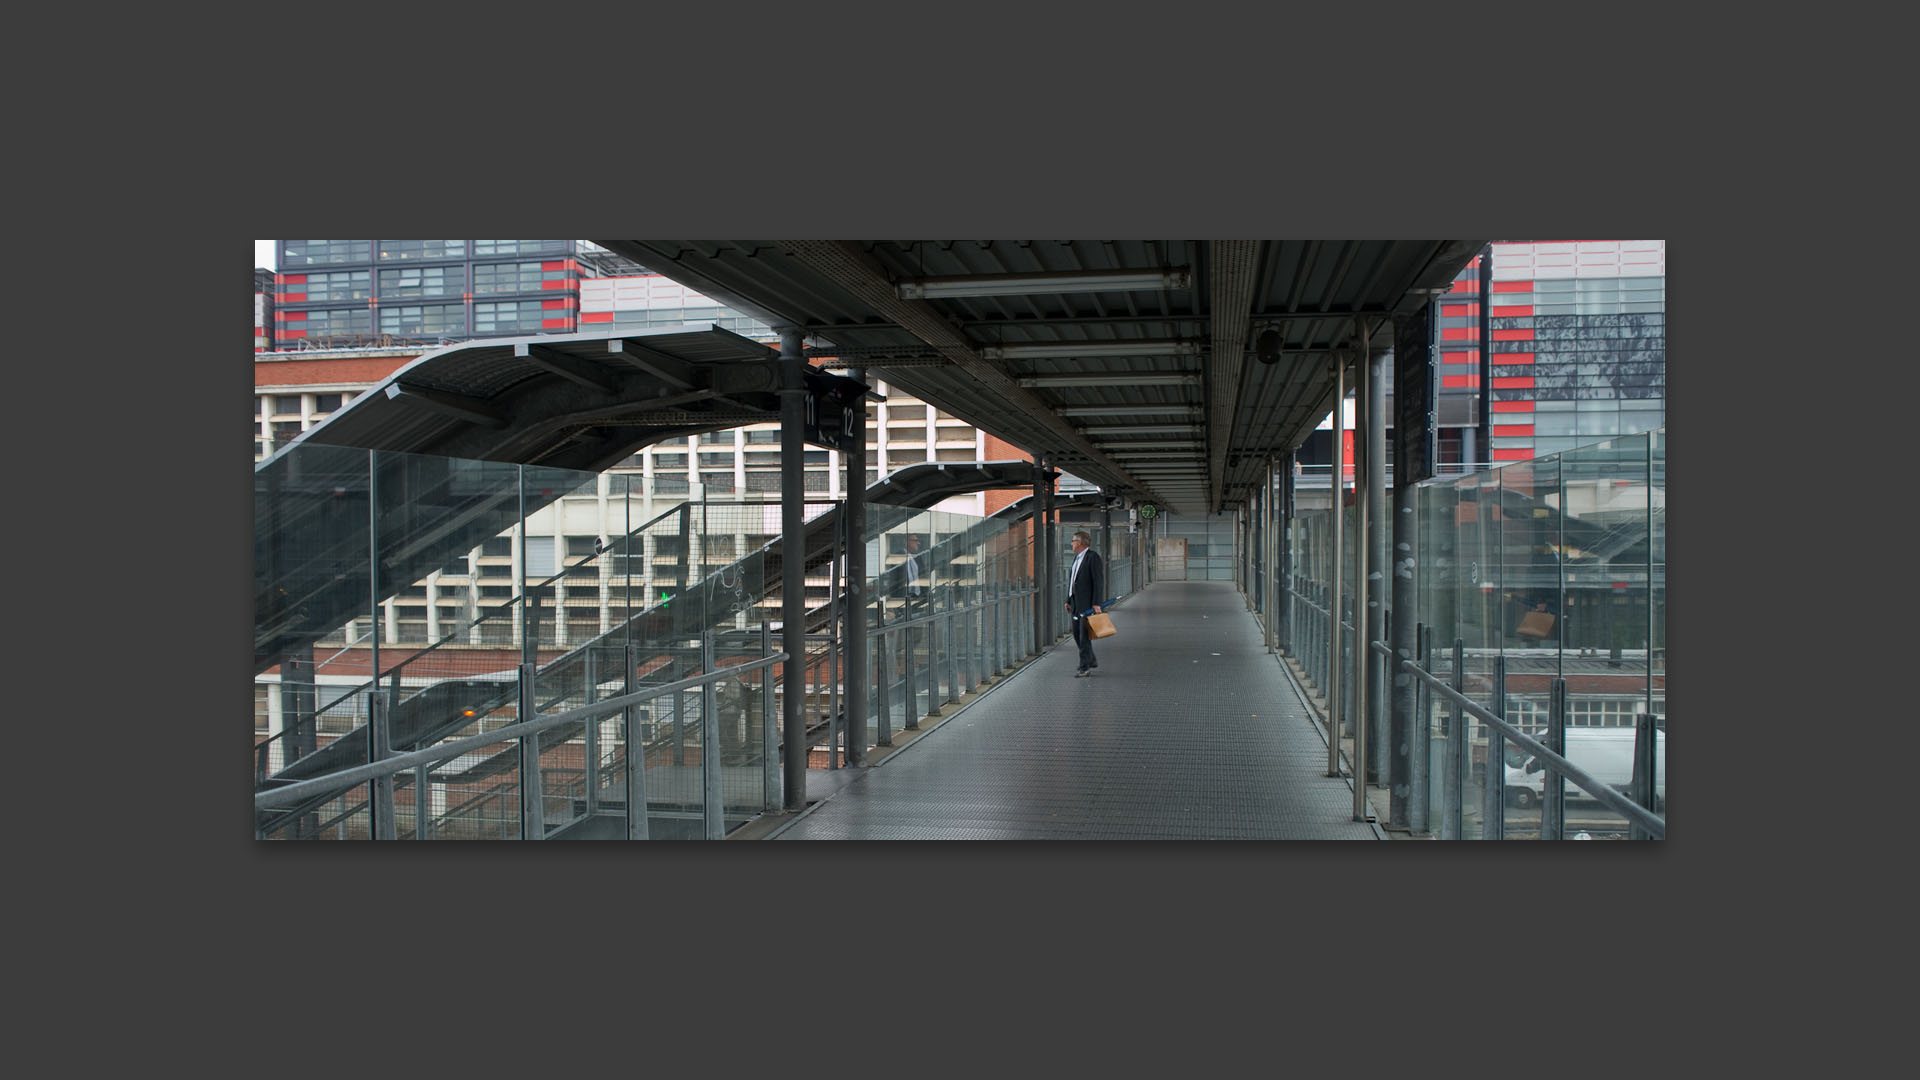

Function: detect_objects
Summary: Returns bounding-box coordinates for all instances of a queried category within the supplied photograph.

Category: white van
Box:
[1503,726,1664,812]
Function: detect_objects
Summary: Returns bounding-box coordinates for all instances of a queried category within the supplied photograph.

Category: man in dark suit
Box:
[1065,529,1105,677]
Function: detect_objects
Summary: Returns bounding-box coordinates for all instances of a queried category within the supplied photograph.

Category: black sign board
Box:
[1393,302,1438,486]
[802,370,869,452]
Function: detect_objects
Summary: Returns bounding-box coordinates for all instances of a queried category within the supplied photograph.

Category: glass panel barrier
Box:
[1412,429,1666,839]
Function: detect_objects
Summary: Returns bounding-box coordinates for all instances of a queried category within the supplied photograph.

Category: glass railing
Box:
[1281,430,1665,839]
[256,446,1139,838]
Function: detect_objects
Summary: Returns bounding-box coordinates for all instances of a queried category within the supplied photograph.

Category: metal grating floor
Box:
[773,581,1380,840]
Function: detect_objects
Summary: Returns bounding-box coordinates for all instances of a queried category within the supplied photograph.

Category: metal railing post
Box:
[518,661,543,840]
[1441,638,1465,840]
[1410,624,1432,835]
[414,760,431,840]
[628,642,650,839]
[368,687,395,841]
[874,611,893,746]
[1484,654,1507,840]
[1541,677,1566,840]
[1631,712,1661,841]
[762,620,777,811]
[703,630,724,839]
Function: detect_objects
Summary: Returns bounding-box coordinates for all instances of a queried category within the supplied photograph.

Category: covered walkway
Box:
[768,580,1381,840]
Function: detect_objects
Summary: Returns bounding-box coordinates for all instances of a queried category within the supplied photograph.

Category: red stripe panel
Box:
[1490,305,1532,317]
[1492,328,1534,341]
[1442,327,1483,341]
[1448,278,1477,294]
[282,274,306,284]
[541,298,567,310]
[542,318,570,329]
[280,311,307,321]
[1441,303,1480,318]
[1491,281,1532,293]
[542,279,569,290]
[1491,401,1534,413]
[1492,376,1534,389]
[280,293,307,303]
[281,329,307,339]
[1441,375,1480,388]
[541,260,566,270]
[1492,424,1534,437]
[1492,448,1534,461]
[581,311,613,323]
[1498,353,1534,364]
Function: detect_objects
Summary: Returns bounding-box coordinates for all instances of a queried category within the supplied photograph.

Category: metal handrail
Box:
[1371,639,1665,839]
[256,498,699,768]
[255,651,789,812]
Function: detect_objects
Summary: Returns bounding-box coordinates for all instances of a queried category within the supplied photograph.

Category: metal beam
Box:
[383,382,508,428]
[608,339,698,390]
[517,342,617,394]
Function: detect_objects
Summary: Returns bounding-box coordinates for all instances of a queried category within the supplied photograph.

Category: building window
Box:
[474,240,570,257]
[282,240,371,266]
[313,393,344,414]
[473,261,568,295]
[378,265,465,299]
[473,300,548,334]
[379,303,465,338]
[284,308,372,343]
[284,269,371,302]
[378,240,466,261]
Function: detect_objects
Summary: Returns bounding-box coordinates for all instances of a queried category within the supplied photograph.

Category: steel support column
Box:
[844,366,869,766]
[1327,356,1346,778]
[778,328,807,810]
[1366,327,1389,789]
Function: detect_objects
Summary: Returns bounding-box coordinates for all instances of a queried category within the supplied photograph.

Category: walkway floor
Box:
[768,580,1382,840]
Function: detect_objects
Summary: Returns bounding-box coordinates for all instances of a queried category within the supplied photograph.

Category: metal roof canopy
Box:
[278,325,790,474]
[594,240,1486,514]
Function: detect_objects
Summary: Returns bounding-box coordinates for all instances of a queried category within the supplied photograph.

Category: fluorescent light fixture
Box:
[1060,406,1198,417]
[1100,440,1202,450]
[982,340,1199,360]
[1019,374,1199,388]
[1081,425,1198,436]
[899,268,1190,300]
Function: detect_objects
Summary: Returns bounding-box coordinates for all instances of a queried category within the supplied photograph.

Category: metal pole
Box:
[1042,459,1056,645]
[703,630,723,838]
[827,511,842,769]
[1279,454,1293,655]
[1389,442,1419,830]
[1631,711,1659,840]
[584,648,599,816]
[627,642,649,839]
[1485,653,1507,840]
[778,327,808,810]
[1033,458,1046,655]
[844,366,869,766]
[366,450,395,840]
[1327,355,1346,777]
[762,620,776,811]
[1541,677,1566,840]
[1410,624,1432,834]
[1366,325,1389,789]
[1353,322,1371,820]
[1442,638,1465,840]
[518,661,543,839]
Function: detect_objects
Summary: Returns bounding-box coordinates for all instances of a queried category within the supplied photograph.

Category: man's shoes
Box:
[1074,668,1090,678]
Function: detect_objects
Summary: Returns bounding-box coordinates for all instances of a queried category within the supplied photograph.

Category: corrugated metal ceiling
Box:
[594,239,1484,514]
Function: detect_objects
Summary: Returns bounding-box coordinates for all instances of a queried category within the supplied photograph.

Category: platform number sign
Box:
[802,370,869,452]
[1138,503,1157,520]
